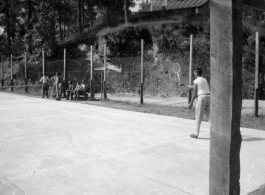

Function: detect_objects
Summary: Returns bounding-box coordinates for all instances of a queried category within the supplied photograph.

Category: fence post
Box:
[1,55,3,90]
[64,48,66,80]
[189,34,194,103]
[101,72,103,100]
[140,39,144,104]
[90,45,94,100]
[103,44,107,100]
[42,50,45,75]
[25,52,27,92]
[11,54,13,91]
[254,31,260,117]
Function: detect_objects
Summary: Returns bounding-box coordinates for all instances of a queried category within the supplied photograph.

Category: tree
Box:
[124,0,129,23]
[30,1,57,65]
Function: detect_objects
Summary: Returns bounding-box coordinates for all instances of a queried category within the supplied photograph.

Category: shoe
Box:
[66,98,69,100]
[190,134,198,139]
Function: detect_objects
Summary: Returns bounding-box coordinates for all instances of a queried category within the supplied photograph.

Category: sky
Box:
[130,0,142,12]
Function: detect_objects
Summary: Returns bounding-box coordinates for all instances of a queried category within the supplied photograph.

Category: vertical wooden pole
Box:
[25,52,28,92]
[90,45,94,100]
[101,72,103,100]
[42,50,45,76]
[103,44,107,100]
[1,55,3,90]
[210,0,243,194]
[11,54,13,91]
[140,39,144,104]
[254,32,260,117]
[64,48,66,80]
[188,34,194,103]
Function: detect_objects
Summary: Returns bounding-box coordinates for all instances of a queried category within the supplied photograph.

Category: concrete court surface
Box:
[0,92,264,195]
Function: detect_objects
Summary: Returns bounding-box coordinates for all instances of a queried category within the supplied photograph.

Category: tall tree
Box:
[79,0,83,32]
[124,0,129,23]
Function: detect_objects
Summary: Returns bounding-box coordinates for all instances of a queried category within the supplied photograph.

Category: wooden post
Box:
[90,45,94,100]
[254,32,260,117]
[1,55,3,90]
[11,54,13,91]
[64,48,66,80]
[42,50,45,75]
[188,34,194,103]
[103,44,107,100]
[101,72,103,100]
[25,52,28,92]
[210,1,243,194]
[140,39,144,104]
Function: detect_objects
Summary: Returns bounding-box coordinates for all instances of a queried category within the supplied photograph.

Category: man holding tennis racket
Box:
[180,68,210,139]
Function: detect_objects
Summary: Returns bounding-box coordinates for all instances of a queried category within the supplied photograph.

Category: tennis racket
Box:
[172,62,181,84]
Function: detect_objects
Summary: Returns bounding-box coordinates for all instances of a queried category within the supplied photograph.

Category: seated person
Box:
[74,79,86,101]
[66,81,74,100]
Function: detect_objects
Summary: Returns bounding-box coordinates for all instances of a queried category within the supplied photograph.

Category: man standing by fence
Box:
[39,73,50,98]
[51,72,63,101]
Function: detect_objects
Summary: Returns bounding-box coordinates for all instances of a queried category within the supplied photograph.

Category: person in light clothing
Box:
[40,73,50,98]
[51,72,63,100]
[74,79,86,101]
[181,68,210,138]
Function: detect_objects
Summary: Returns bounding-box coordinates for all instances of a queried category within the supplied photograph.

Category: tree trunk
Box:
[5,0,11,55]
[27,0,33,54]
[85,0,93,28]
[58,0,63,41]
[90,0,93,28]
[210,0,243,195]
[78,0,82,32]
[63,9,66,41]
[82,0,85,28]
[124,0,129,23]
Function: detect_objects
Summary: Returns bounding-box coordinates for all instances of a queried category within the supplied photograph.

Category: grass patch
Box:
[81,99,265,131]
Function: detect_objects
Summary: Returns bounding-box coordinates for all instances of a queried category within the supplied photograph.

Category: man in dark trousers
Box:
[66,81,74,100]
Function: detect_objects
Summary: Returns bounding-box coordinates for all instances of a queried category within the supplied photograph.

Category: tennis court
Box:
[0,92,264,195]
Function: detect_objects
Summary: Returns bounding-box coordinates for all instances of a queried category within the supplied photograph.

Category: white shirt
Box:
[193,77,210,96]
[40,76,50,84]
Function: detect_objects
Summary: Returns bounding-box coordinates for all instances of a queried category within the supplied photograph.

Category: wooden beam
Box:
[244,0,265,11]
[140,39,144,105]
[254,32,260,117]
[188,34,193,104]
[210,0,243,194]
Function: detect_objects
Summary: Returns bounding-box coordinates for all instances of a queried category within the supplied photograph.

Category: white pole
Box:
[11,54,13,80]
[64,48,66,80]
[189,34,194,103]
[42,50,45,75]
[91,45,93,80]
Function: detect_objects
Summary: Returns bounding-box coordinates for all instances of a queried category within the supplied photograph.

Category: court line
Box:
[36,104,210,136]
[0,113,69,123]
[43,101,210,131]
[0,92,209,131]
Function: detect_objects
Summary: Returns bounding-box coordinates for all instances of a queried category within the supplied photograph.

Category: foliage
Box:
[29,1,57,65]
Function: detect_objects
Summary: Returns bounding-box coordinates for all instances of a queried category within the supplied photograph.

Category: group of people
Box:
[39,72,87,101]
[40,69,211,139]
